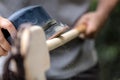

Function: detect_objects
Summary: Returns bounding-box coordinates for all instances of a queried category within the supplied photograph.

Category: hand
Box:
[0,16,17,56]
[74,11,108,38]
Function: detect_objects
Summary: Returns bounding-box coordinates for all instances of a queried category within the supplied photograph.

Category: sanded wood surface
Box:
[20,26,50,80]
[47,25,86,51]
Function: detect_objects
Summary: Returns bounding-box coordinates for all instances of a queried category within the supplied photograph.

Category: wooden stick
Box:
[47,25,86,51]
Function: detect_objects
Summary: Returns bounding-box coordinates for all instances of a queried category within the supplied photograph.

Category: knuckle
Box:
[0,49,6,56]
[6,44,11,51]
[1,39,11,51]
[2,52,8,56]
[0,42,9,56]
[1,19,12,29]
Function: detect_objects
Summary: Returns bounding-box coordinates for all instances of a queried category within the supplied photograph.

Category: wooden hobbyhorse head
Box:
[3,25,50,80]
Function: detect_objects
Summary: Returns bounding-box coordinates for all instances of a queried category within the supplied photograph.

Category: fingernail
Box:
[79,33,85,39]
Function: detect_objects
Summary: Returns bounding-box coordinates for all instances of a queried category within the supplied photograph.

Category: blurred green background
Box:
[90,0,120,80]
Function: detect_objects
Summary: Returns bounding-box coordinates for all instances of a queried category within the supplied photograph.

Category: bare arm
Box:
[97,0,119,17]
[75,0,119,38]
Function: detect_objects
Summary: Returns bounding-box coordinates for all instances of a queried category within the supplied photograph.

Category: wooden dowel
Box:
[47,25,86,51]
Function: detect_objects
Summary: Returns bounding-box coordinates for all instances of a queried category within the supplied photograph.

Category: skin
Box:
[0,16,17,56]
[75,0,119,38]
[0,0,118,56]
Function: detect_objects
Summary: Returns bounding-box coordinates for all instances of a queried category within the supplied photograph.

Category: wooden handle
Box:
[47,25,86,51]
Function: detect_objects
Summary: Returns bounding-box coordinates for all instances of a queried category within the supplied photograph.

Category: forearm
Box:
[96,0,118,16]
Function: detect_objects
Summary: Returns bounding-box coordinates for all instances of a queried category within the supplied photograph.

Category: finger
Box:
[79,33,86,39]
[0,19,17,39]
[0,47,7,56]
[0,29,11,51]
[86,20,97,38]
[77,16,89,38]
[79,15,89,25]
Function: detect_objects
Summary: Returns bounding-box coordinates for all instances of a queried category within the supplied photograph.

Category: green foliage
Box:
[90,1,120,80]
[89,0,98,11]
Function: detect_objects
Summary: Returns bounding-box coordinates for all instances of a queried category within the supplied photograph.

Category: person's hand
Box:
[74,11,108,38]
[0,16,17,56]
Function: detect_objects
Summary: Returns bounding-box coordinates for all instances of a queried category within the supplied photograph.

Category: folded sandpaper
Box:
[2,5,65,43]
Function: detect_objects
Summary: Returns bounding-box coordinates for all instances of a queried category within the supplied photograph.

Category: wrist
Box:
[95,10,109,20]
[96,0,118,18]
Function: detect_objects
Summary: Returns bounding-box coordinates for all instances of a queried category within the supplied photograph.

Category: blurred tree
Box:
[90,0,120,80]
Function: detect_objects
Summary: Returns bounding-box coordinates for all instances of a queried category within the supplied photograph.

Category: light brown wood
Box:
[47,25,86,51]
[20,26,50,80]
